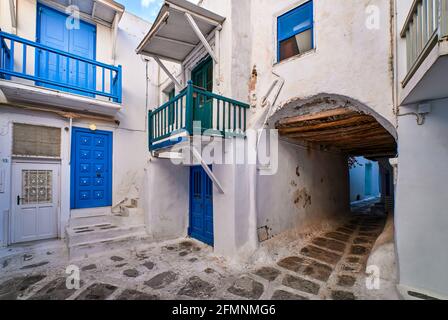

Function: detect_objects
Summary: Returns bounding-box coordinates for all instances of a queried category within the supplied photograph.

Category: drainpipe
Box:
[393,0,399,123]
[68,117,73,166]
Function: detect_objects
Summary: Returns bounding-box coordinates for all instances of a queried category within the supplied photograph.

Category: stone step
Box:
[112,212,144,226]
[119,205,142,217]
[68,232,151,261]
[66,224,146,246]
[70,207,112,219]
[69,214,114,228]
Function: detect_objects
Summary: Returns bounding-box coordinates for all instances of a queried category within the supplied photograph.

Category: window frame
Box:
[12,122,62,159]
[163,83,176,126]
[275,0,315,64]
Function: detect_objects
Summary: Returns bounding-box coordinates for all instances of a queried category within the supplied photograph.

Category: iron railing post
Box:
[186,80,194,135]
[117,65,122,103]
[148,110,153,151]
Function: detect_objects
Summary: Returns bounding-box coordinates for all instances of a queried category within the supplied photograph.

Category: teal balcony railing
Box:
[0,31,122,103]
[401,0,448,84]
[149,81,250,151]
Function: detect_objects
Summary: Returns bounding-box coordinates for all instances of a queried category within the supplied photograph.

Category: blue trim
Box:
[149,136,187,151]
[70,127,113,209]
[0,34,11,80]
[36,4,97,98]
[277,1,314,62]
[189,165,214,246]
[0,5,122,102]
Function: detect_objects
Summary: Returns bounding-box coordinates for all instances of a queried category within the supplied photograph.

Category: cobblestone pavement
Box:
[0,213,389,300]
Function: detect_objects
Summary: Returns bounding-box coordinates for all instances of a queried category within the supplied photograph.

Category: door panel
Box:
[68,20,96,96]
[12,163,59,244]
[192,58,213,131]
[37,4,96,97]
[71,128,112,209]
[37,5,70,90]
[189,166,214,246]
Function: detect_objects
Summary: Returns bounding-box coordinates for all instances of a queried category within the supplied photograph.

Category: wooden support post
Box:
[153,55,182,90]
[184,12,218,63]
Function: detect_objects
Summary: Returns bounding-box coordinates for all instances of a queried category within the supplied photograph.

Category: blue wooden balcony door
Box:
[37,4,96,97]
[189,166,214,246]
[71,127,112,209]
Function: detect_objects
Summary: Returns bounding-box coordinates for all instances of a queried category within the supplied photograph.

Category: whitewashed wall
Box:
[241,0,393,238]
[394,0,448,298]
[257,141,350,240]
[395,98,448,298]
[147,0,396,256]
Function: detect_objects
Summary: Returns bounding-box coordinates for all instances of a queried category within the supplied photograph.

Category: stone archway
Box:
[268,93,397,158]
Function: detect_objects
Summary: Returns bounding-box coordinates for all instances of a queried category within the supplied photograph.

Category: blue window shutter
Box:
[278,1,313,42]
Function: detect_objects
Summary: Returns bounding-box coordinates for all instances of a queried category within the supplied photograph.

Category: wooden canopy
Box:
[276,108,397,158]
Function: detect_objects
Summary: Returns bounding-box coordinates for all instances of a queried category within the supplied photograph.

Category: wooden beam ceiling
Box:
[276,108,397,157]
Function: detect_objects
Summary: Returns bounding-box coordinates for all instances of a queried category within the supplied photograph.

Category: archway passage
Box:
[275,107,397,158]
[255,97,398,298]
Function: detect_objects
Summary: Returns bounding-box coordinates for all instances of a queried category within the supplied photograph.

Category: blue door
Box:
[37,4,96,97]
[189,166,214,246]
[71,127,112,209]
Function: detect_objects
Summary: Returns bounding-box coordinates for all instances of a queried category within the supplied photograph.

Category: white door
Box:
[11,162,59,244]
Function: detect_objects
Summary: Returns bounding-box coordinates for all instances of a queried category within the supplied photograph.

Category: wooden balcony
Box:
[0,31,122,103]
[401,0,448,86]
[149,81,249,151]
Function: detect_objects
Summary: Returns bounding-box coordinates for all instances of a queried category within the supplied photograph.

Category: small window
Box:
[13,123,61,157]
[277,1,314,62]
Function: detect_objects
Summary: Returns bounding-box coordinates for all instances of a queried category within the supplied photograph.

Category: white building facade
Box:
[1,0,447,300]
[0,0,156,257]
[138,0,397,260]
[394,0,448,299]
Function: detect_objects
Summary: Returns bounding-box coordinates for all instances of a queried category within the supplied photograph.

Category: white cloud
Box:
[141,0,157,8]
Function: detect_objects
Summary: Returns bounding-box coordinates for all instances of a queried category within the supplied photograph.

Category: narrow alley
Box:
[0,202,394,300]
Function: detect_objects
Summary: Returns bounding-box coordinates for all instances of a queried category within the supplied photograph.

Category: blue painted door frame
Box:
[71,127,113,209]
[36,4,96,97]
[189,166,214,246]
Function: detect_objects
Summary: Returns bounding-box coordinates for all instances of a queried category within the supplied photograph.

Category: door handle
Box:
[17,195,24,205]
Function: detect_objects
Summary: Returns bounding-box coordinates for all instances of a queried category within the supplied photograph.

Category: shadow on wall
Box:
[256,140,350,242]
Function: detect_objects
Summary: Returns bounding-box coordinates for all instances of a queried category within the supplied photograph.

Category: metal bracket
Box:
[184,12,219,63]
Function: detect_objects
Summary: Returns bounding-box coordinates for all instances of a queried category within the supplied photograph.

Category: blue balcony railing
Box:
[0,31,122,103]
[149,81,249,151]
[0,33,11,80]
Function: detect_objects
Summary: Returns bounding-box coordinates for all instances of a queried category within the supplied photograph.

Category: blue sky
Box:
[120,0,197,23]
[119,0,164,22]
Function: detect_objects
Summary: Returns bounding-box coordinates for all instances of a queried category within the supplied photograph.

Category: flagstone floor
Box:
[0,209,398,300]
